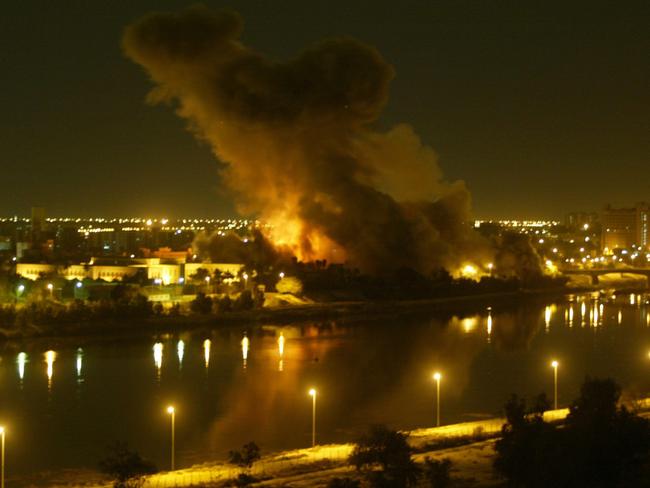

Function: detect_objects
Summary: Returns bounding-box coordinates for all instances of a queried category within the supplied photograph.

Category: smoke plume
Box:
[123,5,491,275]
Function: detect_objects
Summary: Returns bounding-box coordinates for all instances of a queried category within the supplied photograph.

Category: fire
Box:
[266,215,345,264]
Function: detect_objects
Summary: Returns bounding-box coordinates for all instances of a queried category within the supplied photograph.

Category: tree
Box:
[422,457,452,488]
[233,290,255,311]
[190,268,210,284]
[349,425,420,487]
[190,292,212,314]
[215,294,233,314]
[99,441,157,488]
[327,478,361,488]
[494,378,650,488]
[228,441,261,469]
[562,377,650,487]
[494,393,560,488]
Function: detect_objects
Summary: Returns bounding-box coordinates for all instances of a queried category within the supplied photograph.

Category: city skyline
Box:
[2,1,648,219]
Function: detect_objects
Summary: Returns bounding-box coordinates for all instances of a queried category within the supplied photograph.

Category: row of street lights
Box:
[163,388,318,472]
[431,359,561,428]
[159,361,561,472]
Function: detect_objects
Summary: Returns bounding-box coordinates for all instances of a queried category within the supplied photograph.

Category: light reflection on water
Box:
[3,291,650,477]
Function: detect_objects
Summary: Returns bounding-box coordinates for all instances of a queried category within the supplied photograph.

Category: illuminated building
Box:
[601,203,650,252]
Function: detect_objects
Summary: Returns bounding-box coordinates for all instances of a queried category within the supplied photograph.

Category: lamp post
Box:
[167,406,175,470]
[0,426,5,488]
[433,372,442,427]
[309,388,317,447]
[551,360,559,409]
[47,283,53,298]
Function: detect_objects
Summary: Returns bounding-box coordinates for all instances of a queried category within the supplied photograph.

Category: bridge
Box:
[561,267,650,286]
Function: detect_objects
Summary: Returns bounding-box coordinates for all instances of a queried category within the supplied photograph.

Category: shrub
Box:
[190,292,212,314]
[349,425,419,487]
[422,457,452,488]
[99,441,157,488]
[228,441,261,469]
[327,477,361,488]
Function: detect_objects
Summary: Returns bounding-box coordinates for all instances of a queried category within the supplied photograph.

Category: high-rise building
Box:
[566,211,598,230]
[601,203,650,252]
[30,206,46,243]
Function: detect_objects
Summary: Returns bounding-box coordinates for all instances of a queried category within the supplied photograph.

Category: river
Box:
[2,291,650,478]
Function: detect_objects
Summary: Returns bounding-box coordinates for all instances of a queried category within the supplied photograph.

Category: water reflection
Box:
[177,340,185,369]
[241,334,249,370]
[486,309,493,343]
[153,342,163,380]
[7,292,650,479]
[17,352,26,383]
[203,339,211,369]
[461,317,477,333]
[278,333,285,372]
[76,348,83,380]
[45,350,56,390]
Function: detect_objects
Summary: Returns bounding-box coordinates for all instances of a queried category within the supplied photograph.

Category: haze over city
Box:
[2,1,648,219]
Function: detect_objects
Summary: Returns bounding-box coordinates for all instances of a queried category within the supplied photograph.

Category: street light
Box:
[433,372,442,427]
[47,283,53,298]
[309,388,317,447]
[551,360,559,409]
[0,426,5,488]
[166,406,175,470]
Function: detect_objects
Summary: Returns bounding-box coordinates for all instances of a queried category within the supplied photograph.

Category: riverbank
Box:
[0,286,573,344]
[32,407,589,488]
[1,281,646,344]
[39,399,650,487]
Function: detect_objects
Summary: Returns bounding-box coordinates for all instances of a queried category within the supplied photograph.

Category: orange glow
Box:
[266,214,345,264]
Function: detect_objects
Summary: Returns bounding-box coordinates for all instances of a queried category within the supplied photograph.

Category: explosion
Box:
[123,5,493,275]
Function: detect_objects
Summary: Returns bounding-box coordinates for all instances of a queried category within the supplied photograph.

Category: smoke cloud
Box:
[123,5,492,275]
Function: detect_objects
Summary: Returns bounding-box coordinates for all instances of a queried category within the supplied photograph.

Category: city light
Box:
[167,405,176,470]
[433,372,442,427]
[0,425,5,488]
[309,388,317,447]
[551,360,559,410]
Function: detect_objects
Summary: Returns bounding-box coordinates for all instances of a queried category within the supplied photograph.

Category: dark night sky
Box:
[1,1,648,219]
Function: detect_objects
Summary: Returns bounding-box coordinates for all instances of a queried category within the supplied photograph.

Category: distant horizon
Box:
[0,211,602,222]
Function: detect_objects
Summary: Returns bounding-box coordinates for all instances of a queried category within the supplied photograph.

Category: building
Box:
[601,203,650,252]
[17,256,244,286]
[565,212,598,230]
